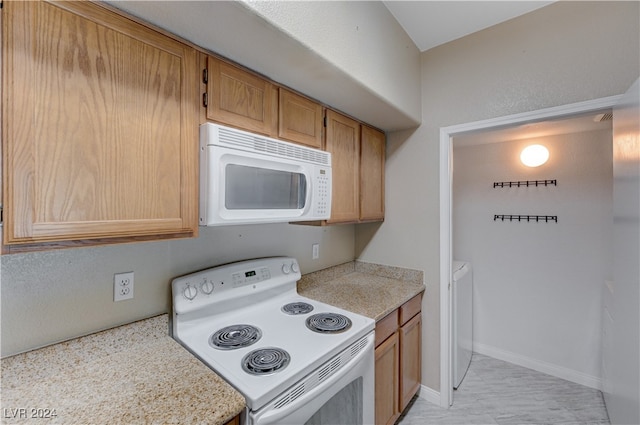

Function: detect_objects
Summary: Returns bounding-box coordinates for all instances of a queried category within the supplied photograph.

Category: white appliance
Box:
[171,257,375,425]
[199,123,332,226]
[453,260,472,389]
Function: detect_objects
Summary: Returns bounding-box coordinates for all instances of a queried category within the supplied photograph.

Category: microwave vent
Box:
[218,127,330,166]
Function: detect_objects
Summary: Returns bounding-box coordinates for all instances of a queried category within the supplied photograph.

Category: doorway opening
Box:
[438,95,622,408]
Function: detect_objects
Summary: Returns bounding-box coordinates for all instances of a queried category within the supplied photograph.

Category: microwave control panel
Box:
[314,168,331,217]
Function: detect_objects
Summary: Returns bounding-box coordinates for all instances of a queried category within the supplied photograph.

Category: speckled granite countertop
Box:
[0,315,244,425]
[298,261,425,321]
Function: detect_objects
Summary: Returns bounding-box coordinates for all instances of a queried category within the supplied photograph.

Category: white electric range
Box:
[171,257,375,425]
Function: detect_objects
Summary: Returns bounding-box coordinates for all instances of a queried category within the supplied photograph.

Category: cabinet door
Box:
[224,415,240,425]
[2,1,198,245]
[360,125,385,221]
[206,56,277,136]
[375,332,400,425]
[278,88,324,149]
[325,110,360,223]
[400,313,422,410]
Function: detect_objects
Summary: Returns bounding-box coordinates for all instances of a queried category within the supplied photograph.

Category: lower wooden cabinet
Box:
[375,331,400,425]
[400,312,422,411]
[374,294,422,425]
[224,415,240,425]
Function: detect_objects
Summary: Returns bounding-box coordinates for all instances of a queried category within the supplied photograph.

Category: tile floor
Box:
[397,353,610,425]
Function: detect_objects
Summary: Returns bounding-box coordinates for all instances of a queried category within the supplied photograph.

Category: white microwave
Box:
[199,123,332,226]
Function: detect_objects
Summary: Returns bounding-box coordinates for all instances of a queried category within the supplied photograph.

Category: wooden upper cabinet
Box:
[325,110,360,224]
[278,88,324,149]
[205,56,277,136]
[323,112,385,225]
[2,0,199,246]
[360,125,385,221]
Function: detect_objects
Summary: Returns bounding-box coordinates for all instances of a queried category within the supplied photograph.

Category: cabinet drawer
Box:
[400,294,422,325]
[375,310,399,347]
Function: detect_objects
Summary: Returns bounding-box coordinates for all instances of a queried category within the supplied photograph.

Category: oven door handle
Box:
[250,332,375,425]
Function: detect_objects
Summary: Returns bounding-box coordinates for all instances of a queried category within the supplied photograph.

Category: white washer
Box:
[453,261,472,389]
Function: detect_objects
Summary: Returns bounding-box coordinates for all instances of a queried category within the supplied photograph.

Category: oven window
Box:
[225,165,306,210]
[304,378,363,425]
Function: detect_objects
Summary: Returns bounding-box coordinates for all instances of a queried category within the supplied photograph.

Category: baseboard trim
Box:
[417,384,442,407]
[474,342,603,391]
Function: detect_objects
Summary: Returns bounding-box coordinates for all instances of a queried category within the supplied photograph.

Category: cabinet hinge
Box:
[323,116,327,127]
[202,68,208,85]
[202,92,208,108]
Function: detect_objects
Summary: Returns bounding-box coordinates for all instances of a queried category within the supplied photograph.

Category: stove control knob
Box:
[183,284,198,300]
[201,279,214,295]
[282,263,290,274]
[291,262,299,273]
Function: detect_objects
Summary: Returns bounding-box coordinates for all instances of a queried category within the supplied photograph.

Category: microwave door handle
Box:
[302,171,312,213]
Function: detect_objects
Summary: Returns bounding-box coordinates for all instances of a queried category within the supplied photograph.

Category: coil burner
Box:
[242,347,291,375]
[281,302,314,315]
[210,324,262,350]
[306,313,352,334]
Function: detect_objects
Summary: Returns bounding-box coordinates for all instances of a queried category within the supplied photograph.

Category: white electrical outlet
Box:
[114,272,134,302]
[312,243,320,260]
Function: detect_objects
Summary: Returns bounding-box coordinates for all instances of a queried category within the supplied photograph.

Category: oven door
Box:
[248,333,375,425]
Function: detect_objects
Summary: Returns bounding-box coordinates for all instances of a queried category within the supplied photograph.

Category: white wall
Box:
[605,78,640,424]
[452,130,613,389]
[1,224,354,357]
[241,0,422,128]
[356,1,640,391]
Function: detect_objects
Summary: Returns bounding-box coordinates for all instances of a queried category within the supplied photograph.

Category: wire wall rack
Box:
[493,179,556,188]
[494,214,557,223]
